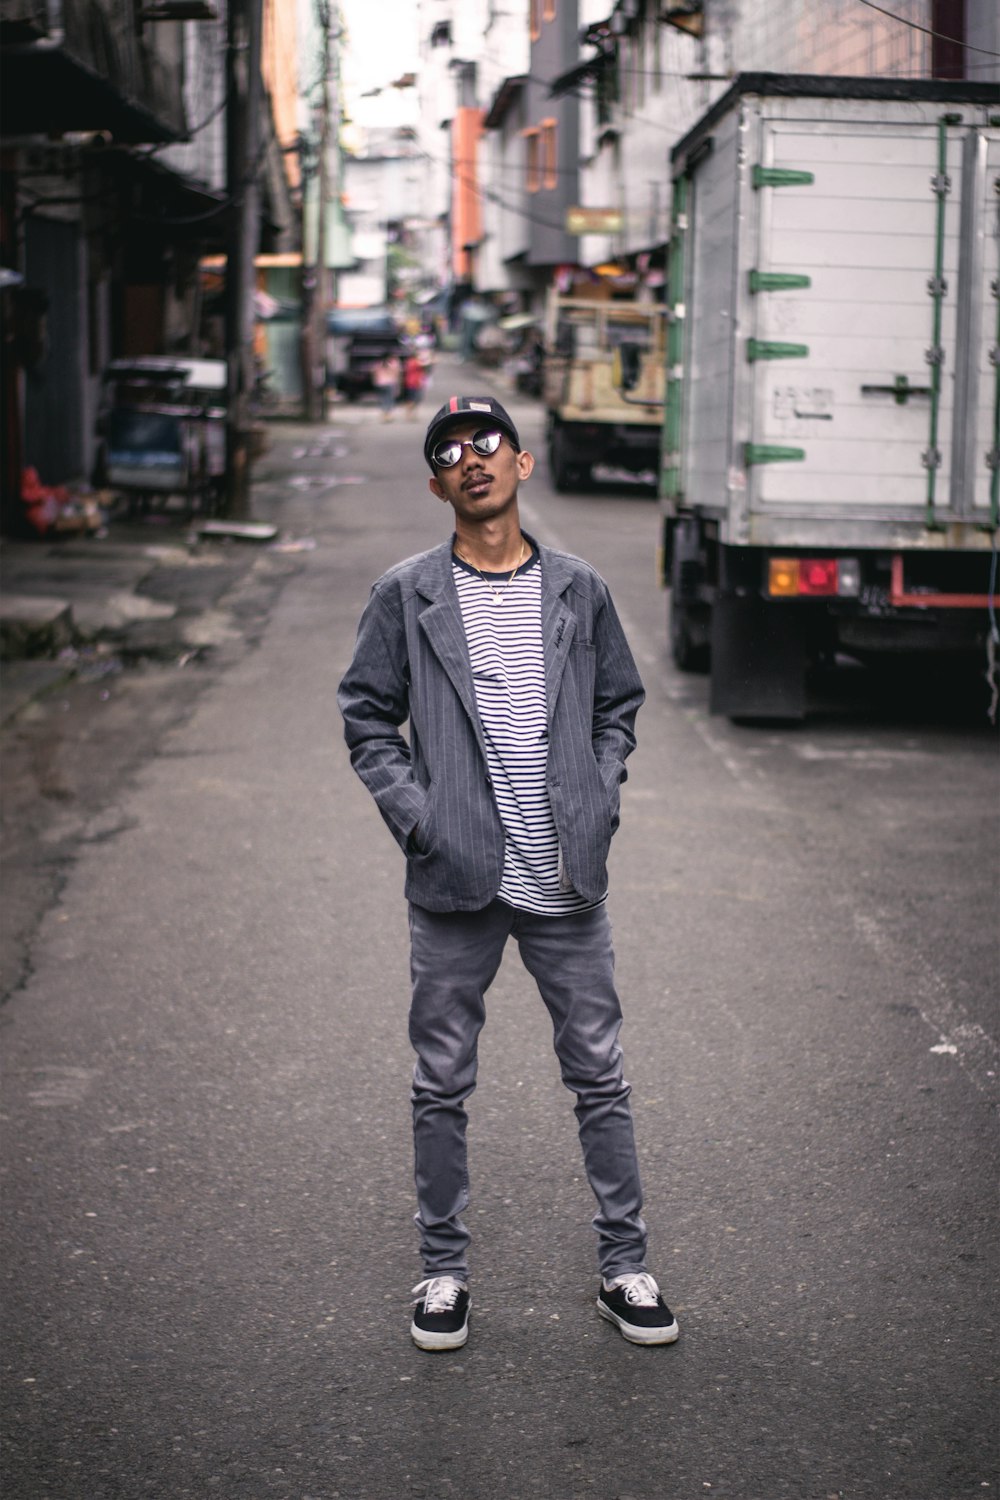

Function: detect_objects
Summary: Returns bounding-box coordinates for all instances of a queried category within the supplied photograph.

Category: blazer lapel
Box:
[416,541,482,729]
[539,546,576,725]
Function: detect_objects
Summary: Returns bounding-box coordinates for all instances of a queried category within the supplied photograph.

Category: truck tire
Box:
[668,550,709,672]
[669,588,709,673]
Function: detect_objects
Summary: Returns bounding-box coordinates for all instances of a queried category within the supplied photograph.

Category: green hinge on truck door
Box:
[661,462,682,499]
[749,271,812,293]
[745,444,806,466]
[747,339,809,362]
[752,166,815,189]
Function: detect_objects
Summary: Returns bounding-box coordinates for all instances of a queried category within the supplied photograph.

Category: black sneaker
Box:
[597,1272,679,1345]
[410,1276,470,1351]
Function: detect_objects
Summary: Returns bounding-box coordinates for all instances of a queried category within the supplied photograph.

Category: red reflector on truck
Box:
[798,559,839,596]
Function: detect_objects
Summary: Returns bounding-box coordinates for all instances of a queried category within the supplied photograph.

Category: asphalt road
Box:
[2,365,997,1500]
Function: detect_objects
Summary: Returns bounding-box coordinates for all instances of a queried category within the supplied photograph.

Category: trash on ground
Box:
[288,475,333,491]
[267,537,317,554]
[55,644,124,682]
[21,469,108,537]
[195,520,278,542]
[286,472,364,489]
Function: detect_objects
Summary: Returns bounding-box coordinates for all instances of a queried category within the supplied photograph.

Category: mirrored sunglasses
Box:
[432,427,504,469]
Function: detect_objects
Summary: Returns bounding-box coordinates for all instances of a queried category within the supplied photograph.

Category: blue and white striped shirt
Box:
[452,547,600,916]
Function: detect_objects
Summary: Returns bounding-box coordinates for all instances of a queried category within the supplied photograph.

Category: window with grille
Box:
[524,128,540,191]
[541,119,557,189]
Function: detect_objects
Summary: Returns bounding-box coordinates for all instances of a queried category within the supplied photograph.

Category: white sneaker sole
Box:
[410,1319,470,1351]
[597,1299,680,1345]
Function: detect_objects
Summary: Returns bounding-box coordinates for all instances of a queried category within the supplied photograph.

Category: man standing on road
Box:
[338,395,678,1352]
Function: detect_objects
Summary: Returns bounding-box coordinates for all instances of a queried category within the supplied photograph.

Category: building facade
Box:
[339,125,426,308]
[566,0,1000,280]
[0,0,296,525]
[397,0,999,322]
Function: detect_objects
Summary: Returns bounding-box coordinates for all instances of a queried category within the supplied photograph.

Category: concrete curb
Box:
[0,593,73,660]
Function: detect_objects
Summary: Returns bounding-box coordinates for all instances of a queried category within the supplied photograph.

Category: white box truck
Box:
[661,75,999,719]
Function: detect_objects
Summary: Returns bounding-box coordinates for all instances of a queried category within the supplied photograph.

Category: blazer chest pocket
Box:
[568,638,597,695]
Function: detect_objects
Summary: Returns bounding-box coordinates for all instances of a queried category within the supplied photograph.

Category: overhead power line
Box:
[853,0,1000,57]
[421,143,570,234]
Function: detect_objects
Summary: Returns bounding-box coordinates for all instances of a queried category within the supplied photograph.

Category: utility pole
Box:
[303,0,339,423]
[223,0,263,516]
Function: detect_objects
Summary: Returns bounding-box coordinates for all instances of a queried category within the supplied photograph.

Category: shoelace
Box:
[412,1276,464,1314]
[608,1272,661,1307]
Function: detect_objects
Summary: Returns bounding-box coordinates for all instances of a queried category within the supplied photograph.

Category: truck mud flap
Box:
[709,596,806,721]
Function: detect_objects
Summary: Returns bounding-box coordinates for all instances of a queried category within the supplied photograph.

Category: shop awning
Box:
[107,150,229,247]
[1,41,181,143]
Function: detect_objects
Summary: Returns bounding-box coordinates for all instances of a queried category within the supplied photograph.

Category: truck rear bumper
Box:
[888,554,996,609]
[553,418,660,465]
[835,608,991,655]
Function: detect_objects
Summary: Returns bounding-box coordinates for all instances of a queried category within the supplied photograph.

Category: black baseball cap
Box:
[423,395,521,470]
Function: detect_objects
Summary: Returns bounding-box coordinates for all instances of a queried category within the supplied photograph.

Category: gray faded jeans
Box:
[407,898,648,1282]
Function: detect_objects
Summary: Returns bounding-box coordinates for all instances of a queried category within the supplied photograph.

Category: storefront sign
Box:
[565,207,624,235]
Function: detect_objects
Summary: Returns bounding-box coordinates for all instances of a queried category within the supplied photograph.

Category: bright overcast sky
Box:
[338,0,420,130]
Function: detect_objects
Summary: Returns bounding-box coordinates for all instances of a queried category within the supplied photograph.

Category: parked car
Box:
[325,308,404,400]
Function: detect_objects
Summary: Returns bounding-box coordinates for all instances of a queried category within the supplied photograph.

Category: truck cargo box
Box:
[661,75,999,718]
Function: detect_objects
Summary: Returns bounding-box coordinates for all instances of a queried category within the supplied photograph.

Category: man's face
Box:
[428,421,534,521]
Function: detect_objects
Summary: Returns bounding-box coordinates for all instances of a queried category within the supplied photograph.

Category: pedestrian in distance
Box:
[372,353,400,421]
[337,395,679,1352]
[403,351,427,420]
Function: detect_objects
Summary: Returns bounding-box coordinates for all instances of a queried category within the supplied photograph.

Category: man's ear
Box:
[429,474,447,500]
[517,449,535,480]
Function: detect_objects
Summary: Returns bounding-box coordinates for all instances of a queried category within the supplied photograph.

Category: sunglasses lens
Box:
[432,440,462,468]
[432,428,504,468]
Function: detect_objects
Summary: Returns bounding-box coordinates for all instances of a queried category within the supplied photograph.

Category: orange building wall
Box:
[262,0,301,189]
[452,107,484,279]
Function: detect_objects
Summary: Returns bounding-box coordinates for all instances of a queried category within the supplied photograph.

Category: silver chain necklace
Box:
[454,539,527,605]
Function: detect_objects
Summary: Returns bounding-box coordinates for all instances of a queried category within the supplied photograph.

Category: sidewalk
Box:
[0,427,312,726]
[0,356,523,725]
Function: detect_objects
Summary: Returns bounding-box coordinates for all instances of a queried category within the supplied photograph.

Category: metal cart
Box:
[97,357,227,515]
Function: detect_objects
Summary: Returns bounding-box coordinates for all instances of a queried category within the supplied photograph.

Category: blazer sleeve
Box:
[337,586,427,849]
[591,585,645,799]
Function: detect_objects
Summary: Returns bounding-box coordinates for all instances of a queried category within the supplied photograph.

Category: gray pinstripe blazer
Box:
[337,533,645,912]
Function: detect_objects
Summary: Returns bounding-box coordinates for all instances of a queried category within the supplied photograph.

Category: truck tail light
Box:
[836,558,861,597]
[767,557,861,599]
[798,559,839,596]
[768,558,800,596]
